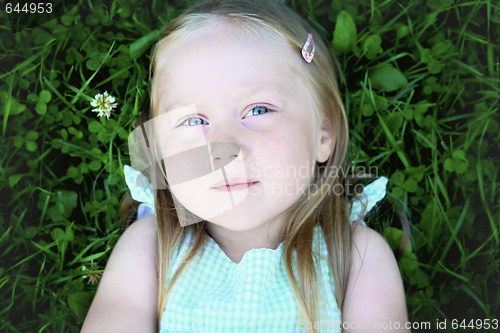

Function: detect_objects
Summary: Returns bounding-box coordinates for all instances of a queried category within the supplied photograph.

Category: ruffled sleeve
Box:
[349,177,388,224]
[123,165,156,219]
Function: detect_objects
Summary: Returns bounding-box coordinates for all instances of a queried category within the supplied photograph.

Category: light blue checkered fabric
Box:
[160,227,342,333]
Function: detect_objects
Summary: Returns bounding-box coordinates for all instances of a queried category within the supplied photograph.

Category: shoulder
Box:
[350,224,392,264]
[81,216,158,333]
[115,215,157,253]
[106,215,157,269]
[342,225,410,332]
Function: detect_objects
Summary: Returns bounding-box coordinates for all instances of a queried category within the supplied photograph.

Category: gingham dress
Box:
[159,226,341,333]
[123,165,388,332]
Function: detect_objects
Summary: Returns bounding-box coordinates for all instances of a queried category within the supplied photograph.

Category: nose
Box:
[209,142,240,171]
[205,121,247,165]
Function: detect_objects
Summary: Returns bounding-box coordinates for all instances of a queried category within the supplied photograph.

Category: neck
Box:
[205,220,285,263]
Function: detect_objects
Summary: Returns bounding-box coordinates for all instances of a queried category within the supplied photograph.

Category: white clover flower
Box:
[90,91,118,119]
[81,260,102,284]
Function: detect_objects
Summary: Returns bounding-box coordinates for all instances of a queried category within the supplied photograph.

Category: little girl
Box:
[82,0,408,332]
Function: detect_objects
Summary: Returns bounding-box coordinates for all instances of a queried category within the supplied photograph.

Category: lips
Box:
[210,179,259,191]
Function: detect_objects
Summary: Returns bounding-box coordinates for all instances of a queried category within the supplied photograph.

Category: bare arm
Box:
[342,225,410,332]
[81,216,158,333]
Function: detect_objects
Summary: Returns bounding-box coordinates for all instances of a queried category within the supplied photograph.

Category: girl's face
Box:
[154,24,333,232]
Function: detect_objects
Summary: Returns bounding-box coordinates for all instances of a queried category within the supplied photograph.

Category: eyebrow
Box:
[161,103,198,115]
[162,104,184,113]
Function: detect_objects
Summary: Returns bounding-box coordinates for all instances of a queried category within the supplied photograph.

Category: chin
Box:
[204,209,254,231]
[205,205,282,233]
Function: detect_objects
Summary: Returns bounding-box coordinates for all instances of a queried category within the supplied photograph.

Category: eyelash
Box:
[243,106,273,118]
[181,117,208,127]
[179,105,275,127]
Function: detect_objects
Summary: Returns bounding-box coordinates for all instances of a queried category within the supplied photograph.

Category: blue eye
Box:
[245,106,270,117]
[182,117,208,126]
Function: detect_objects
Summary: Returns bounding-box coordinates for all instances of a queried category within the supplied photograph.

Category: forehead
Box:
[153,22,307,108]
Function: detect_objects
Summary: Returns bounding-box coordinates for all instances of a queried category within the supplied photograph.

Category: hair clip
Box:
[301,33,315,63]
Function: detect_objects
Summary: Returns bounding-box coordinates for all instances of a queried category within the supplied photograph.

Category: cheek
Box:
[272,125,316,163]
[156,128,207,159]
[256,131,315,183]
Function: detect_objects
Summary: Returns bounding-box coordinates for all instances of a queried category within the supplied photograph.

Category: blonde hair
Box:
[148,0,351,330]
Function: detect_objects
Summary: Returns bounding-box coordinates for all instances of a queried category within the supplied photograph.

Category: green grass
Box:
[0,0,498,331]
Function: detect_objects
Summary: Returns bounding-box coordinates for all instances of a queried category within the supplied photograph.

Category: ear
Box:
[316,117,335,163]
